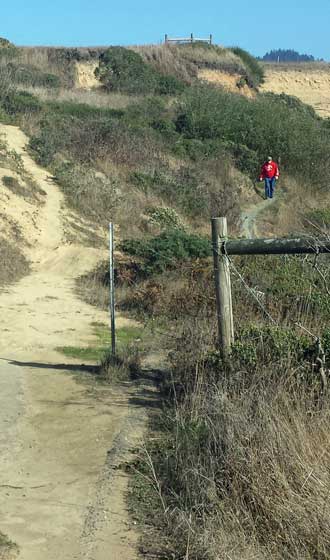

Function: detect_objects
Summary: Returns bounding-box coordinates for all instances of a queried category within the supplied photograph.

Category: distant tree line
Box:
[262,49,317,62]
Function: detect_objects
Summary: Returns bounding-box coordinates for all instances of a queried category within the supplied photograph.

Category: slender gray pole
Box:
[109,223,116,357]
[211,217,234,355]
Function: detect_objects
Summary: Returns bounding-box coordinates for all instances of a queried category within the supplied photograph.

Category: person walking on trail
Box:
[259,156,280,199]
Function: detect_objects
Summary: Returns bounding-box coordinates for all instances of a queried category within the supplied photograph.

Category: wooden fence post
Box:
[211,217,234,355]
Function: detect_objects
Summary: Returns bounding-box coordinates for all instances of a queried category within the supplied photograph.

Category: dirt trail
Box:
[0,125,142,559]
[240,196,277,238]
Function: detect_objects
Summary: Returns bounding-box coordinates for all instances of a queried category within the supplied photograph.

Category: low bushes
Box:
[175,85,330,186]
[96,46,185,95]
[0,37,18,60]
[53,161,120,224]
[121,229,211,275]
[230,46,265,87]
[7,63,61,88]
[2,90,41,115]
[29,99,162,169]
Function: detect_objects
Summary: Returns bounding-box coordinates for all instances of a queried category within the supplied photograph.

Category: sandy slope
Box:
[261,64,330,117]
[0,125,141,560]
[75,62,100,89]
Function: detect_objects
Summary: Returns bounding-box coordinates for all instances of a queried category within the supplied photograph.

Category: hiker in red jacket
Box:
[259,156,280,199]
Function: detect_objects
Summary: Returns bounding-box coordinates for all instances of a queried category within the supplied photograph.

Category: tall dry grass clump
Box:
[124,247,330,558]
[141,317,330,559]
[134,44,246,82]
[0,236,29,286]
[18,85,137,110]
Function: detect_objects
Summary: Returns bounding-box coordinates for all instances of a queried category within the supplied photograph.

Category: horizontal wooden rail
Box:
[165,34,213,45]
[222,237,330,256]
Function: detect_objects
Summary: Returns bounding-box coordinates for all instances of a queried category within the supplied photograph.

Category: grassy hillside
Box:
[1,38,330,559]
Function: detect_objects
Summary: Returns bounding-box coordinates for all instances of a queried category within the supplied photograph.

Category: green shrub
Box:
[175,85,330,186]
[0,37,18,60]
[146,206,184,231]
[29,123,65,166]
[121,230,211,275]
[230,324,310,370]
[96,47,157,94]
[29,98,159,168]
[7,63,61,88]
[2,91,41,115]
[156,74,185,95]
[45,100,123,119]
[230,46,265,87]
[96,46,185,95]
[235,254,330,324]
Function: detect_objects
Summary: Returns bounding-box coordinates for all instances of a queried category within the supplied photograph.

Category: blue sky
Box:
[1,0,329,59]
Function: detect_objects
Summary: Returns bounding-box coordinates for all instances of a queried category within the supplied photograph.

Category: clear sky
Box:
[1,0,329,60]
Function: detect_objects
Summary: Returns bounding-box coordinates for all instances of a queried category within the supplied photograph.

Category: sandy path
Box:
[0,125,141,559]
[240,196,277,238]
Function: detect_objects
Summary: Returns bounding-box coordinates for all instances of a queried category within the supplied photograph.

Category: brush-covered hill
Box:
[1,38,330,560]
[2,38,330,244]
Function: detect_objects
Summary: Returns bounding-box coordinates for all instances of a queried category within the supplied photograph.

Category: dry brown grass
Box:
[0,237,29,286]
[18,48,50,71]
[18,85,139,110]
[133,44,247,82]
[136,312,330,559]
[256,176,330,237]
[133,44,196,81]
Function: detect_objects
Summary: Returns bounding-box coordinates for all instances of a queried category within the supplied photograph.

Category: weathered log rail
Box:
[222,237,330,256]
[212,217,330,354]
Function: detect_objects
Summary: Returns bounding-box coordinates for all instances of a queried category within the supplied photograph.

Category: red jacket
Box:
[259,160,279,180]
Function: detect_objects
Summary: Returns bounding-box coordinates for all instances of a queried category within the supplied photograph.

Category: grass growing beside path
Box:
[56,322,144,362]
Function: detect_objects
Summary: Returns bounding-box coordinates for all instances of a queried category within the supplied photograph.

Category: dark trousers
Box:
[265,177,276,199]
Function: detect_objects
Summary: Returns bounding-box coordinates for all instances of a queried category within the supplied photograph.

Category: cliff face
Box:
[261,63,330,117]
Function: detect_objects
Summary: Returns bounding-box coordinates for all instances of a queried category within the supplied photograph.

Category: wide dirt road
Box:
[0,125,141,559]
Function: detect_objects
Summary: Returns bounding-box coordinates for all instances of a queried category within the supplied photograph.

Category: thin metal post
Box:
[211,217,234,355]
[191,33,194,43]
[109,222,116,357]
